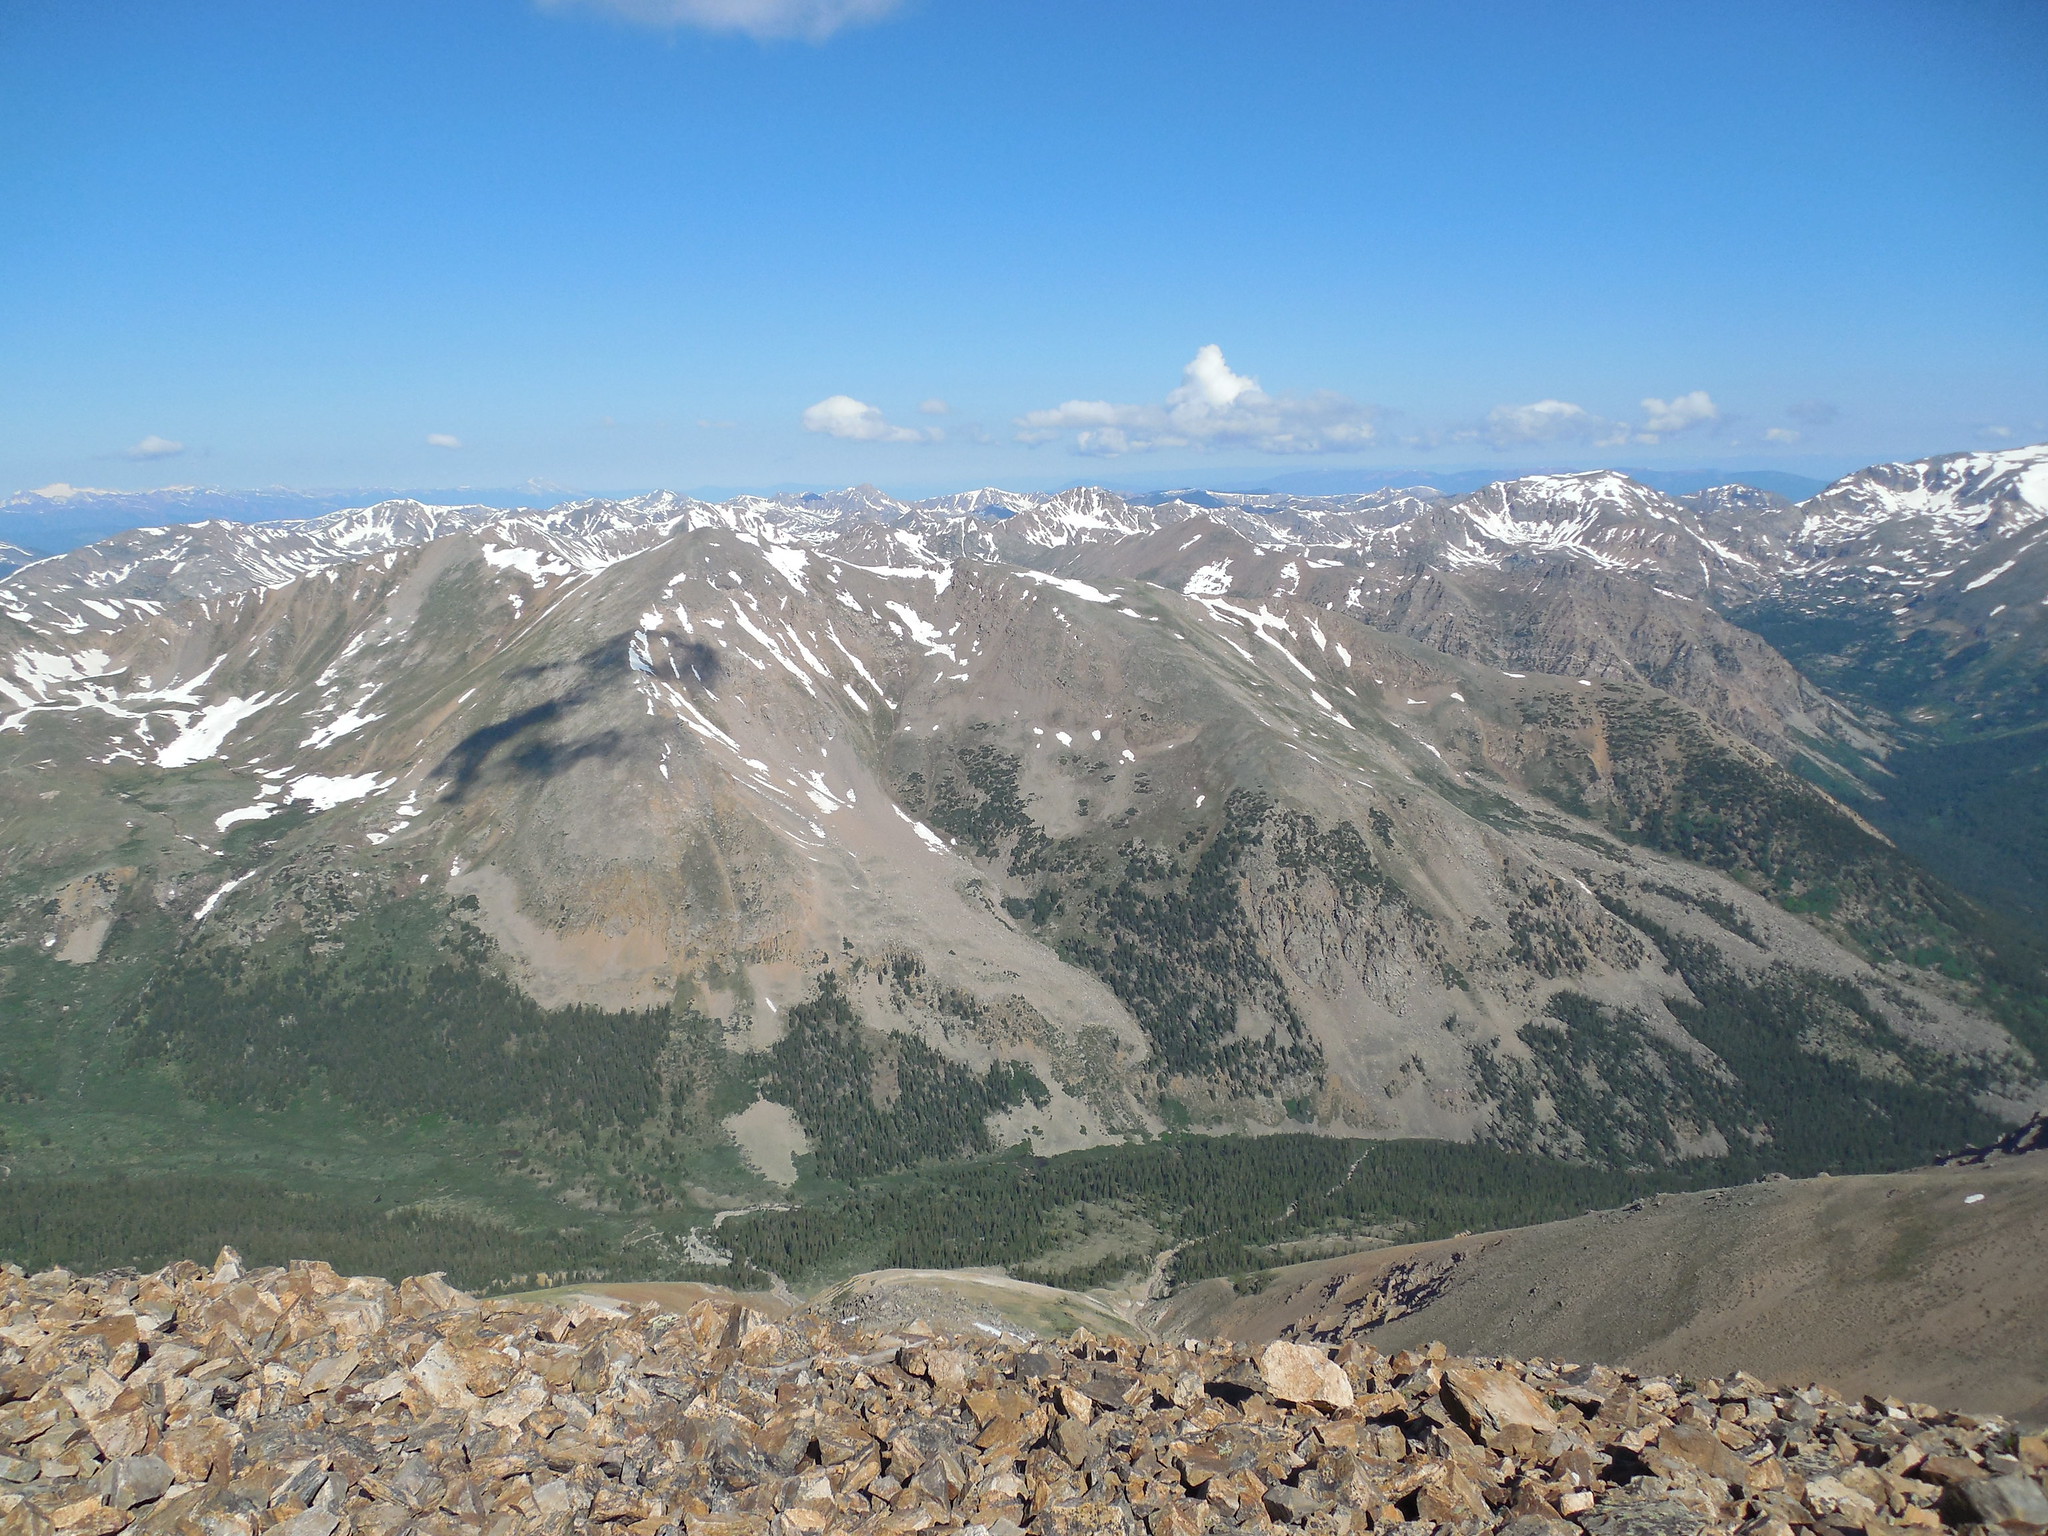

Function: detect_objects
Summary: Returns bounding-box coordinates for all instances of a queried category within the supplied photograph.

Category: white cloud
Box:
[1465,389,1720,449]
[918,398,951,415]
[124,435,185,461]
[1763,426,1801,444]
[802,395,936,444]
[1476,399,1620,448]
[1983,425,2014,440]
[426,433,463,449]
[25,483,115,500]
[537,0,903,42]
[1016,345,1378,456]
[1639,390,1720,436]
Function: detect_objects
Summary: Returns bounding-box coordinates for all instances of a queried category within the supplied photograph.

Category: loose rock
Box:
[1259,1339,1355,1410]
[0,1249,2040,1535]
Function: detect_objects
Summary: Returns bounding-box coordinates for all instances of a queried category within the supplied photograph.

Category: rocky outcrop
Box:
[4,1249,2044,1536]
[1938,1114,2048,1166]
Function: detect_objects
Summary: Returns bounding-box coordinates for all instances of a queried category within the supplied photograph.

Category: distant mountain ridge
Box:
[0,465,1834,557]
[0,482,562,559]
[6,448,2028,613]
[10,449,2036,782]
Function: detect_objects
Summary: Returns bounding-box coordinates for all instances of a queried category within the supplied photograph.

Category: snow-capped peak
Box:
[1796,442,2048,550]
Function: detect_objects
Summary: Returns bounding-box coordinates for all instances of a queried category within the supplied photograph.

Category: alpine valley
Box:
[3,443,2045,1296]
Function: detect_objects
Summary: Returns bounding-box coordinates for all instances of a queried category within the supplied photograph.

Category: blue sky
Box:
[3,0,2044,498]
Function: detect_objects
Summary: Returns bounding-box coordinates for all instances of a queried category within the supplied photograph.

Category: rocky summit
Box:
[5,1251,2046,1536]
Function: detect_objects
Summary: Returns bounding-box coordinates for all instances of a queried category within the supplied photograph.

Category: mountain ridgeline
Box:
[1,444,2044,1288]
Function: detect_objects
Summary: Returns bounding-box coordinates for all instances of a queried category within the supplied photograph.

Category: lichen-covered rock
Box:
[0,1247,2039,1536]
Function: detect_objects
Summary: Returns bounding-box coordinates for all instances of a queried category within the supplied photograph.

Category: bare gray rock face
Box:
[1945,1472,2048,1531]
[2,1247,2042,1535]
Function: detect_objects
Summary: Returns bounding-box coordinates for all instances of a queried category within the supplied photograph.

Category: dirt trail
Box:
[806,1267,1138,1341]
[516,1280,793,1317]
[1153,1156,2048,1421]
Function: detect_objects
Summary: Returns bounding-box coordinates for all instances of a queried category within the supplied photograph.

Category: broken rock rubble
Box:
[1,1250,2043,1536]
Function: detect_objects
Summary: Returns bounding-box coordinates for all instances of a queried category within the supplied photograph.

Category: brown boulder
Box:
[1441,1365,1559,1440]
[1656,1421,1753,1487]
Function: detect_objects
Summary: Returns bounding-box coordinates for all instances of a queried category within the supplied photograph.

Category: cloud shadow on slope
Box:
[436,696,616,798]
[435,630,718,799]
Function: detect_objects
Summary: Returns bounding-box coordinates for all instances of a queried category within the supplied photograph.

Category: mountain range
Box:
[0,482,568,564]
[1,442,2044,1279]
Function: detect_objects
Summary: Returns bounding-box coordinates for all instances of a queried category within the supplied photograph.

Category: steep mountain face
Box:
[1055,504,1856,775]
[2,447,2043,1214]
[1748,445,2048,677]
[1787,445,2048,569]
[1729,446,2048,914]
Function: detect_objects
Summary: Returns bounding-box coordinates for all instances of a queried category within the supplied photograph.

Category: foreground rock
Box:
[2,1252,2043,1536]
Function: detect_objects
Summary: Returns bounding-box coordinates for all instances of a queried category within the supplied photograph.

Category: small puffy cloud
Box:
[537,0,902,42]
[1016,345,1377,456]
[918,398,950,415]
[1175,343,1261,411]
[1763,426,1801,444]
[1639,390,1720,436]
[802,395,936,444]
[1787,399,1839,427]
[1983,425,2013,439]
[426,433,463,449]
[124,434,185,461]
